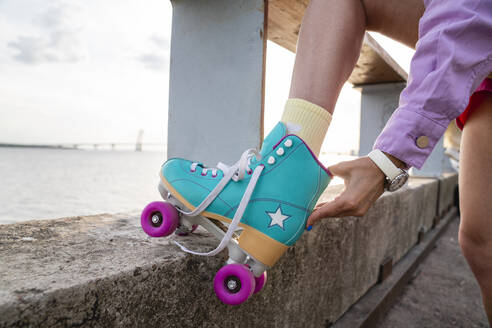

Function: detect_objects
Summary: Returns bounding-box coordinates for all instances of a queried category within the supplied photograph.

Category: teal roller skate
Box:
[140,122,332,305]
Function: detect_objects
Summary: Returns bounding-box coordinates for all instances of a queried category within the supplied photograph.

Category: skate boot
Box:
[140,122,332,305]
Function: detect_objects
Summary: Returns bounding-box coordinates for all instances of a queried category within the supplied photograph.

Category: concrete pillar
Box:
[356,83,453,177]
[135,129,143,152]
[357,83,405,157]
[168,0,267,166]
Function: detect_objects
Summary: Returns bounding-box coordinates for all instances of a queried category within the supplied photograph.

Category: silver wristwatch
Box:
[368,149,409,192]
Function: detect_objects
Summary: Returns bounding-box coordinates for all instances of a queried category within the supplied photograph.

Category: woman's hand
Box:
[306,157,386,227]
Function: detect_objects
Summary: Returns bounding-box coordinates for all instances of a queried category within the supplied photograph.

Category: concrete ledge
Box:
[438,173,459,218]
[0,174,457,327]
[333,208,458,328]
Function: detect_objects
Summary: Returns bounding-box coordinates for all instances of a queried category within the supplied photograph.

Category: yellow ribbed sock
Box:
[281,98,332,157]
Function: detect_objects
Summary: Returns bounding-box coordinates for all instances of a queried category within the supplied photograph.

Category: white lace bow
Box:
[174,148,264,256]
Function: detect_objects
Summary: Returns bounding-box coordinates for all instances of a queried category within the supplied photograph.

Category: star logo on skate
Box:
[266,205,291,230]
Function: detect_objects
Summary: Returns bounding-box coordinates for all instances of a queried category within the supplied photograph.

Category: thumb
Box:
[307,161,356,227]
[327,161,350,178]
[306,196,345,226]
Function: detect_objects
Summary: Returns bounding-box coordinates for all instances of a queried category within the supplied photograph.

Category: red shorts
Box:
[456,78,492,130]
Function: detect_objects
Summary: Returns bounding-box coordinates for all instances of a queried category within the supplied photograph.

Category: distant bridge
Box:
[0,142,165,151]
[0,129,166,151]
[0,129,168,151]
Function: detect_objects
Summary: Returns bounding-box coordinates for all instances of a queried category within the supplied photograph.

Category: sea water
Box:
[0,147,348,224]
[0,147,165,224]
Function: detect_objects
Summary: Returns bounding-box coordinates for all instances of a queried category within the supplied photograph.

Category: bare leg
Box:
[289,0,424,113]
[459,93,492,325]
[289,0,366,112]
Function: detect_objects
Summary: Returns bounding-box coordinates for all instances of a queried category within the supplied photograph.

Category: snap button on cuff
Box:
[416,136,429,149]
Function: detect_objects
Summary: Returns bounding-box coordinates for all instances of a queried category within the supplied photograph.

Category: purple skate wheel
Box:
[213,264,256,305]
[141,201,179,237]
[253,271,267,294]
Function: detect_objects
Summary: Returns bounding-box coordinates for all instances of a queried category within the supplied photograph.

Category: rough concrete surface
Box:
[438,173,459,217]
[377,218,489,327]
[332,209,458,328]
[0,175,457,327]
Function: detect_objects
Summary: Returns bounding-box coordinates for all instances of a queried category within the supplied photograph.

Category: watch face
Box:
[388,172,409,192]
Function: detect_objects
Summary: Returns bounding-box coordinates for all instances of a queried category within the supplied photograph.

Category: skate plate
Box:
[157,181,268,277]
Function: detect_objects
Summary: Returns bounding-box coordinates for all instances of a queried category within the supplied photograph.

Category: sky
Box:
[0,0,414,153]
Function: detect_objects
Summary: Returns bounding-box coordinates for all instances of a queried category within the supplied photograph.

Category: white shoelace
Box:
[174,148,264,256]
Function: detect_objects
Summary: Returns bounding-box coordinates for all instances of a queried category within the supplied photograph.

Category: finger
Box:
[327,162,344,177]
[307,197,347,226]
[327,160,354,178]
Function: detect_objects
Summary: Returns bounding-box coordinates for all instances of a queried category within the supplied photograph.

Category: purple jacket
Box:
[374,0,492,169]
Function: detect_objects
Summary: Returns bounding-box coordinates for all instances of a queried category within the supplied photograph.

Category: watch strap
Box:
[368,149,401,180]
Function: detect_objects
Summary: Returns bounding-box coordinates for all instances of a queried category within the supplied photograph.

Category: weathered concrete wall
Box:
[438,173,459,217]
[0,175,457,328]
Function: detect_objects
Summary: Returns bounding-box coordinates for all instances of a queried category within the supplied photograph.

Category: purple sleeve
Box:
[373,0,492,169]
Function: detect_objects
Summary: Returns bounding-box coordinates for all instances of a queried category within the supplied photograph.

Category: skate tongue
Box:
[260,122,287,157]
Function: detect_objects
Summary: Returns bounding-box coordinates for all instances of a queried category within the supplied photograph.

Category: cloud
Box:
[7,2,86,65]
[137,54,167,71]
[8,32,84,64]
[150,35,169,49]
[136,35,170,71]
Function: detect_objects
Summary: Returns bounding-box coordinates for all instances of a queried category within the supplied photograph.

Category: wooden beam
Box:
[267,0,308,53]
[267,0,408,85]
[351,34,408,85]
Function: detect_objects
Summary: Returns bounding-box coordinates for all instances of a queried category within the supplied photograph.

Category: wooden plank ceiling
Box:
[267,0,408,85]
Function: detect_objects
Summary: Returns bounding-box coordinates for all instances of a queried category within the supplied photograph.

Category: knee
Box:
[359,0,382,32]
[459,223,492,276]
